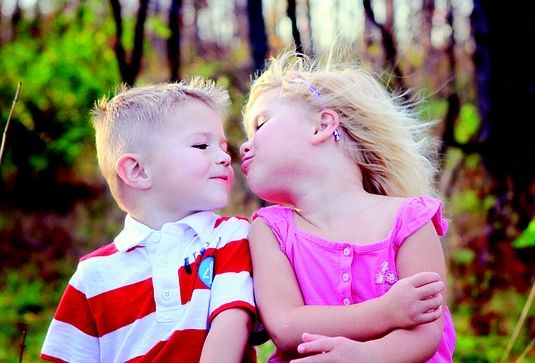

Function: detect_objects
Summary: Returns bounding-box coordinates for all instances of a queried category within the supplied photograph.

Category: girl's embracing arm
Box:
[294,221,447,362]
[250,218,443,355]
[361,220,447,361]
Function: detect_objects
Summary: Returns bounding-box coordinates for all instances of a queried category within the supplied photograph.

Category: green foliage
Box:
[513,219,535,248]
[0,265,70,362]
[0,2,119,191]
[455,103,480,144]
[147,17,171,39]
[453,288,535,362]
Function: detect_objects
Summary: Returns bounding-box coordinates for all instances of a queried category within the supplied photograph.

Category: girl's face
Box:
[240,89,315,204]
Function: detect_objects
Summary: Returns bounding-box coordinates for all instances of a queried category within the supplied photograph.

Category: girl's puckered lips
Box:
[241,156,252,175]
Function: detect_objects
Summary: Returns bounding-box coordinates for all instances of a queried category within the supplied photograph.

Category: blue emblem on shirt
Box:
[198,256,214,288]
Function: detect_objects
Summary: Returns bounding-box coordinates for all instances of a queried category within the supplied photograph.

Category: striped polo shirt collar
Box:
[114,211,218,252]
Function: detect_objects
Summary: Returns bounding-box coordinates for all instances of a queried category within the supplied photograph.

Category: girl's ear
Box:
[311,108,340,145]
[116,153,151,190]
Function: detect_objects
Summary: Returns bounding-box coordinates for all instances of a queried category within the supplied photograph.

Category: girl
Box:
[240,51,455,362]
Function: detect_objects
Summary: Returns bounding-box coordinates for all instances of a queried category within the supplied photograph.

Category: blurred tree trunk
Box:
[471,0,535,290]
[247,0,268,75]
[10,1,21,41]
[167,0,182,82]
[421,0,434,51]
[191,0,206,57]
[362,0,405,91]
[109,0,149,86]
[287,0,303,54]
[439,0,460,166]
[0,0,2,47]
[304,0,314,55]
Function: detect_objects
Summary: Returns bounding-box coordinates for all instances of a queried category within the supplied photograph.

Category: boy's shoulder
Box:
[211,214,250,242]
[79,241,119,262]
[213,214,249,228]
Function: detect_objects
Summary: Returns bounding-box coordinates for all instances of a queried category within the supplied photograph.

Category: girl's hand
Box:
[383,271,444,329]
[289,333,376,363]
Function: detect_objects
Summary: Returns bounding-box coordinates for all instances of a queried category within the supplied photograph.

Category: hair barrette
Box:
[289,77,341,142]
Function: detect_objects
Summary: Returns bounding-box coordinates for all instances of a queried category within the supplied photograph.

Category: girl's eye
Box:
[257,116,269,130]
[192,144,208,150]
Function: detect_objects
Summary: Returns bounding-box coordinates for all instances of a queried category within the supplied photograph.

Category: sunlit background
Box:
[0,0,534,362]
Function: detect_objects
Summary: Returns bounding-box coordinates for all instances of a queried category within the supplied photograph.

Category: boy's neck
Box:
[128,209,204,230]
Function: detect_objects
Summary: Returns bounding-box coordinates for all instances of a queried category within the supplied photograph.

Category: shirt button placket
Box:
[341,245,353,306]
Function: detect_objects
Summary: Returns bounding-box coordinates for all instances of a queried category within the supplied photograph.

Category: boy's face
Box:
[146,100,234,220]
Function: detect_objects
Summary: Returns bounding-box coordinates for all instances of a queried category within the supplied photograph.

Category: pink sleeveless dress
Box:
[253,196,455,362]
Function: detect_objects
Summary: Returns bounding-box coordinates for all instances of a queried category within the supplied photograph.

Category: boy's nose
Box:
[239,140,251,158]
[217,149,231,166]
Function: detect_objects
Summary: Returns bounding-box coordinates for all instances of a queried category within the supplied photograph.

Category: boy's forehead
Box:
[166,100,225,132]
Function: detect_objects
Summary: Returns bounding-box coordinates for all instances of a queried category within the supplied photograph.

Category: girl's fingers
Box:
[417,304,443,324]
[410,271,440,287]
[417,281,444,299]
[422,294,443,310]
[297,336,334,354]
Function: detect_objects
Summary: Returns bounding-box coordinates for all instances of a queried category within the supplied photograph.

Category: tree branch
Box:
[0,82,22,166]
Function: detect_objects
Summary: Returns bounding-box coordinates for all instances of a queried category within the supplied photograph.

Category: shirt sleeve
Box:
[41,271,100,362]
[208,218,256,323]
[252,205,295,253]
[392,196,449,249]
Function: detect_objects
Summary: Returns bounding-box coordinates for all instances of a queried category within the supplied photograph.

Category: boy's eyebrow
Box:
[189,131,228,144]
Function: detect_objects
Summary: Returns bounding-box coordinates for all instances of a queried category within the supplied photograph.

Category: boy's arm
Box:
[294,222,447,362]
[200,308,252,363]
[200,222,256,362]
[250,219,443,353]
[41,275,100,362]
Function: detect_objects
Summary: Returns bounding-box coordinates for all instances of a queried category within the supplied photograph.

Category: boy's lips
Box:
[211,175,229,182]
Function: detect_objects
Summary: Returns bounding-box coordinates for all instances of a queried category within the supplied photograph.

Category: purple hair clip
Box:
[290,77,322,100]
[289,77,341,142]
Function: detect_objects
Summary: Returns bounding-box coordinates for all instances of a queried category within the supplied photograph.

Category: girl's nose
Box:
[240,140,251,158]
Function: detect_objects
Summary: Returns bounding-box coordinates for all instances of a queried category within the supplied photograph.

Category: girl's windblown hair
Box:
[243,50,440,197]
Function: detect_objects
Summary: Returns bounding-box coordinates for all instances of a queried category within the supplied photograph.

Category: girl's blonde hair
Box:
[243,51,439,197]
[92,78,230,210]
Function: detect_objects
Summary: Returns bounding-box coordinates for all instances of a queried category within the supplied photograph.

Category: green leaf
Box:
[512,219,535,248]
[455,103,480,144]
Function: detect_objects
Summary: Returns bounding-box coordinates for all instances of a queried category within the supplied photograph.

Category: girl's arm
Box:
[250,218,443,353]
[293,221,447,362]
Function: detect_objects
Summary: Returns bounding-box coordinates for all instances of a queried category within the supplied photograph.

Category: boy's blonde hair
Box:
[243,51,439,197]
[92,78,230,210]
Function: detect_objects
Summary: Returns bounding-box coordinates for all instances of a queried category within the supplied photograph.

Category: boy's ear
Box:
[311,108,340,145]
[116,153,151,190]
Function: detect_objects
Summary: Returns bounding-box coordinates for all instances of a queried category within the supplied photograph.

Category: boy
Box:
[41,79,256,362]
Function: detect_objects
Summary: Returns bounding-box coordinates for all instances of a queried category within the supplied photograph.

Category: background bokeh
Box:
[0,0,534,362]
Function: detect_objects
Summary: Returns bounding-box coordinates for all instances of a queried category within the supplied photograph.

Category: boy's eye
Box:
[192,144,208,150]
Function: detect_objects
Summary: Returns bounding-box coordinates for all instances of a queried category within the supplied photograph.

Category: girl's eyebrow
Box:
[252,111,270,125]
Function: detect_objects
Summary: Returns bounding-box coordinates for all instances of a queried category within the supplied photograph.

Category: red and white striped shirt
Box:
[41,212,256,362]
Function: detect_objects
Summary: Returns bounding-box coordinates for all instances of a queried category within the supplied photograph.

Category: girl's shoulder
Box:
[391,196,448,247]
[251,204,296,252]
[252,204,293,221]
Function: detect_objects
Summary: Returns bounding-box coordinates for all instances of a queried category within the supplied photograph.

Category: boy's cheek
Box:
[227,168,235,191]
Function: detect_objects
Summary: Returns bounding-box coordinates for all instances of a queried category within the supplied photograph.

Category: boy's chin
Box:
[210,197,229,211]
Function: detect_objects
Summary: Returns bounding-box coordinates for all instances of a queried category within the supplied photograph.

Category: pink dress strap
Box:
[252,205,295,253]
[392,196,448,249]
